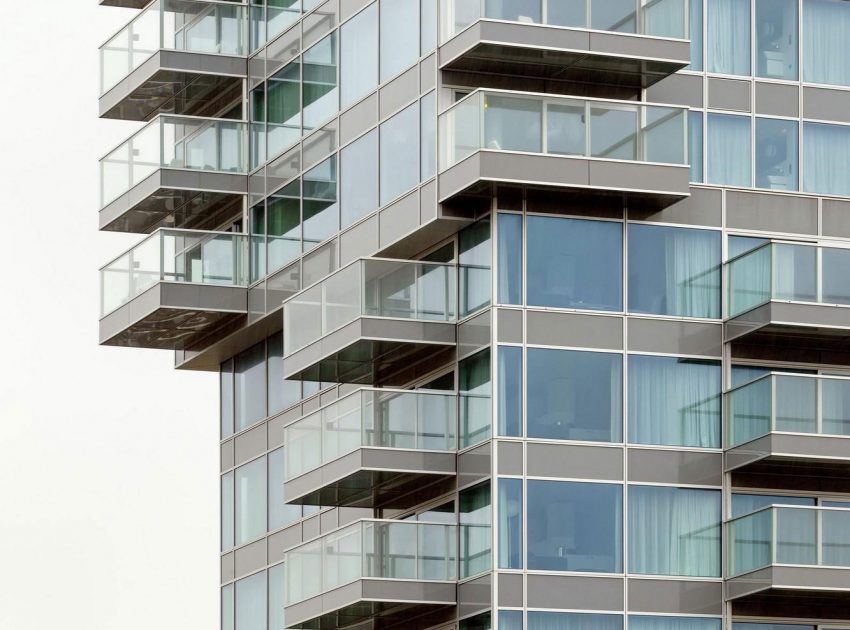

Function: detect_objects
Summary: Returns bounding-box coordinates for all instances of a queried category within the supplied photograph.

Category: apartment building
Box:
[97,0,850,628]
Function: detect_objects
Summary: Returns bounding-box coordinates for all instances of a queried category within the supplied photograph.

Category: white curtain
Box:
[822,378,850,436]
[803,122,850,197]
[643,0,687,38]
[707,113,751,187]
[803,0,850,87]
[528,612,622,630]
[707,0,750,75]
[628,486,721,577]
[629,617,721,630]
[662,227,721,318]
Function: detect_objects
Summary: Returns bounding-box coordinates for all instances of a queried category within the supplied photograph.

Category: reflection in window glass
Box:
[498,346,522,437]
[629,355,721,448]
[528,612,622,630]
[497,213,522,305]
[460,483,492,578]
[803,122,850,197]
[756,118,798,191]
[548,0,585,26]
[630,617,720,630]
[236,457,267,546]
[486,0,541,22]
[822,247,850,305]
[499,610,523,630]
[689,111,703,183]
[459,218,492,316]
[547,101,585,156]
[380,102,420,205]
[803,0,850,87]
[731,493,815,518]
[268,448,303,530]
[421,0,438,54]
[527,348,622,443]
[592,0,636,32]
[707,113,751,187]
[527,480,623,573]
[498,478,522,569]
[250,203,267,283]
[527,216,623,312]
[590,106,636,160]
[728,235,768,259]
[380,0,419,81]
[340,4,377,108]
[302,33,337,130]
[302,156,338,250]
[268,564,285,630]
[222,471,234,551]
[484,94,542,153]
[251,84,266,169]
[235,570,267,630]
[236,342,267,431]
[688,0,703,70]
[341,129,378,227]
[707,0,751,75]
[268,180,301,272]
[267,332,285,415]
[629,486,721,577]
[268,61,301,158]
[460,349,492,448]
[628,224,721,319]
[756,0,797,80]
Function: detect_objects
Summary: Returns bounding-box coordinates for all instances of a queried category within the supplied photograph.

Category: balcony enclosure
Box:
[438,91,690,210]
[726,242,850,362]
[284,388,457,508]
[99,229,248,349]
[439,0,690,90]
[727,506,850,617]
[100,0,247,120]
[100,115,248,233]
[284,520,458,629]
[282,259,461,384]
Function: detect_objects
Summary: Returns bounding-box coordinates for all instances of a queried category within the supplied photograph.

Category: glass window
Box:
[341,129,378,227]
[421,91,437,180]
[460,483,492,578]
[527,216,623,311]
[497,213,522,305]
[486,0,542,22]
[756,118,798,191]
[498,346,522,437]
[499,610,523,630]
[528,612,622,630]
[592,0,636,32]
[460,218,492,317]
[728,235,768,259]
[628,486,721,577]
[267,180,300,272]
[707,113,752,187]
[628,224,721,319]
[498,478,523,569]
[302,33,338,130]
[236,457,267,546]
[236,342,267,432]
[527,348,623,443]
[268,61,301,158]
[484,94,542,154]
[628,355,721,448]
[630,617,721,630]
[460,349,492,448]
[803,122,850,197]
[380,0,419,81]
[235,571,267,630]
[527,480,623,573]
[222,583,234,630]
[268,564,285,630]
[688,0,703,70]
[251,203,267,283]
[591,105,637,160]
[461,612,492,630]
[267,332,284,415]
[689,111,703,183]
[340,4,378,108]
[707,0,751,76]
[380,102,420,205]
[731,493,815,518]
[302,156,338,251]
[251,84,266,170]
[803,0,850,87]
[421,0,438,54]
[222,471,234,551]
[756,0,798,80]
[221,360,234,438]
[268,448,303,530]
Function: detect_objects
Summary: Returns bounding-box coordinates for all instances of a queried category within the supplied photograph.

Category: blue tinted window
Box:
[707,0,751,75]
[803,122,850,197]
[380,102,420,205]
[803,0,850,87]
[756,118,798,191]
[497,213,523,305]
[689,111,703,183]
[630,617,721,630]
[628,355,721,448]
[689,0,704,70]
[380,0,419,81]
[499,610,523,630]
[527,480,623,573]
[340,129,377,227]
[628,224,721,319]
[527,348,623,443]
[728,235,768,259]
[707,113,752,187]
[528,612,622,630]
[731,493,815,517]
[629,486,721,577]
[527,216,622,311]
[498,479,523,569]
[498,346,522,437]
[756,0,797,80]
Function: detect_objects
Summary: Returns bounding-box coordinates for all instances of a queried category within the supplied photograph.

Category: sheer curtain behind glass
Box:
[707,0,751,75]
[803,0,850,87]
[803,122,850,197]
[707,114,752,187]
[528,612,623,630]
[630,617,721,630]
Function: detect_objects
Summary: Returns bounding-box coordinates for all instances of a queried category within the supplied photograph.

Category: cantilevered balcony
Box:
[726,373,850,490]
[285,520,457,630]
[100,0,247,120]
[726,242,850,361]
[439,0,689,89]
[282,259,460,384]
[100,115,248,234]
[727,506,850,618]
[438,91,689,210]
[100,228,248,349]
[284,389,457,509]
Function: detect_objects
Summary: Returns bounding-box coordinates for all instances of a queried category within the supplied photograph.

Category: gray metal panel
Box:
[727,565,850,600]
[497,573,524,608]
[339,215,379,266]
[588,30,689,61]
[627,318,723,357]
[628,186,722,227]
[221,552,235,584]
[628,449,723,486]
[497,308,523,343]
[804,86,850,124]
[340,93,378,147]
[755,81,800,118]
[708,77,751,112]
[497,441,523,476]
[268,524,304,563]
[380,191,421,247]
[420,54,436,92]
[457,573,491,619]
[420,179,438,224]
[527,311,624,350]
[458,309,491,360]
[727,433,850,471]
[301,514,320,540]
[628,579,723,615]
[234,424,268,466]
[320,509,338,533]
[726,191,818,235]
[589,161,690,196]
[221,440,234,472]
[527,443,624,481]
[379,65,420,119]
[646,73,704,108]
[823,199,850,239]
[458,441,491,489]
[526,574,624,610]
[234,538,267,578]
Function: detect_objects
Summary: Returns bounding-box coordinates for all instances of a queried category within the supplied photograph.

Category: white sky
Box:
[0,2,219,629]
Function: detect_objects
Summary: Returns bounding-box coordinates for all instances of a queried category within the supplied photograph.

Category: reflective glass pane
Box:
[341,129,378,227]
[528,612,622,630]
[380,0,419,80]
[803,121,850,196]
[497,346,522,437]
[236,457,267,545]
[380,102,420,205]
[755,117,798,191]
[498,478,523,569]
[707,0,751,75]
[756,0,798,80]
[340,4,378,108]
[591,0,636,32]
[547,102,585,156]
[803,0,850,87]
[497,213,522,305]
[590,106,637,160]
[235,571,267,630]
[707,113,752,187]
[689,111,703,182]
[302,34,338,130]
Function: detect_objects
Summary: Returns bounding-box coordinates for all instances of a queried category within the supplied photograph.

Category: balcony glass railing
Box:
[440,0,689,43]
[727,373,850,447]
[729,506,850,577]
[439,90,687,172]
[285,520,457,606]
[100,115,248,208]
[100,228,248,316]
[284,388,458,480]
[100,0,247,94]
[283,258,459,355]
[727,242,850,317]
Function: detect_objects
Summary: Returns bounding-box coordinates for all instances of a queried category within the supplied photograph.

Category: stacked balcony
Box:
[282,259,459,385]
[726,242,850,362]
[439,0,690,89]
[438,91,690,210]
[99,0,247,120]
[99,228,248,349]
[284,520,458,630]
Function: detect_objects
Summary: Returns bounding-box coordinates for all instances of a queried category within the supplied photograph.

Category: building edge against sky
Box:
[97,0,850,629]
